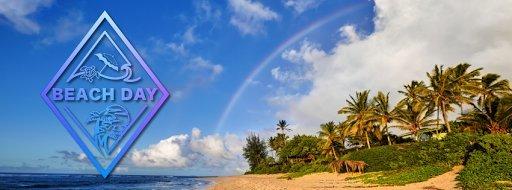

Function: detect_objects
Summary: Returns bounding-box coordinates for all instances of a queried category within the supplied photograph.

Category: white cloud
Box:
[281,40,323,63]
[276,0,512,134]
[270,67,308,83]
[284,0,323,14]
[131,134,189,168]
[194,0,221,23]
[267,93,300,106]
[183,25,199,45]
[269,41,319,86]
[130,128,247,174]
[0,0,53,34]
[188,56,224,78]
[339,25,360,43]
[39,10,88,45]
[167,42,188,56]
[228,0,279,35]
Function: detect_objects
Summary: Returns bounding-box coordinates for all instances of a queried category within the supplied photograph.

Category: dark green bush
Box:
[278,135,322,162]
[342,133,476,172]
[342,144,410,171]
[458,134,512,190]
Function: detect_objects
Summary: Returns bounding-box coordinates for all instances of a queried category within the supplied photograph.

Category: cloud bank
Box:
[0,0,53,34]
[130,128,247,175]
[275,0,512,134]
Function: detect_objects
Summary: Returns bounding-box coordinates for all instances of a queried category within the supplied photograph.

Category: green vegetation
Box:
[242,133,267,171]
[342,133,476,172]
[457,134,512,189]
[242,63,512,188]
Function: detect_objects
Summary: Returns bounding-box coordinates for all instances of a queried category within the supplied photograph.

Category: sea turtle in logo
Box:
[88,105,131,155]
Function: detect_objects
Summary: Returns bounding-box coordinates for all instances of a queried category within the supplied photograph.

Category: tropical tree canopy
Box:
[459,95,512,134]
[276,120,291,134]
[243,133,268,170]
[372,91,394,145]
[318,121,342,160]
[339,90,375,148]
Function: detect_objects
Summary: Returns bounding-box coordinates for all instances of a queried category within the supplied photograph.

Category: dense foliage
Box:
[342,133,476,172]
[242,134,268,171]
[278,135,322,162]
[242,63,512,188]
[458,134,512,189]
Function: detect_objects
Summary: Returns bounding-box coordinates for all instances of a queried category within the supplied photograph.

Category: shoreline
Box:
[208,166,462,190]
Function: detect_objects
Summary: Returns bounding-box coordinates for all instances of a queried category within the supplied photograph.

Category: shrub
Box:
[342,133,476,172]
[279,135,322,163]
[458,134,512,190]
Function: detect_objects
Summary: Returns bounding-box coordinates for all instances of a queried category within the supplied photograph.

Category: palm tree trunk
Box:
[331,146,339,160]
[385,124,392,145]
[441,103,452,132]
[365,131,371,149]
[436,105,440,134]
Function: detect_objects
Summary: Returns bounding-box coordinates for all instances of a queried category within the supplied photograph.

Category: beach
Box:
[209,166,462,190]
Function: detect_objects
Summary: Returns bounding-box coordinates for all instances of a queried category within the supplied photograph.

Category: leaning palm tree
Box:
[449,63,482,114]
[427,65,458,132]
[393,99,438,141]
[276,120,291,134]
[459,95,512,134]
[399,81,429,104]
[339,90,374,149]
[318,121,342,160]
[477,73,511,104]
[372,91,394,145]
[337,121,350,149]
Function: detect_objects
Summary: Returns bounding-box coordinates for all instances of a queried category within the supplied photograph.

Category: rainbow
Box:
[215,2,368,132]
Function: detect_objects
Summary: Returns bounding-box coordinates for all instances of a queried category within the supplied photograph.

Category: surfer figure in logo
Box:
[88,105,131,155]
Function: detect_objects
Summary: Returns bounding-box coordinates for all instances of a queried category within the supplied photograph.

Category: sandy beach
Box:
[209,166,462,190]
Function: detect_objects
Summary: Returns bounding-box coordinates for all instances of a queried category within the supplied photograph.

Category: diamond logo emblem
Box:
[41,11,170,177]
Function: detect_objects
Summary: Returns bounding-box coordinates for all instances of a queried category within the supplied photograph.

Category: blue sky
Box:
[0,0,375,176]
[2,0,511,176]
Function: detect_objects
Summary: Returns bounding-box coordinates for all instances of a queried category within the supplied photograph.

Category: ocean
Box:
[0,173,213,189]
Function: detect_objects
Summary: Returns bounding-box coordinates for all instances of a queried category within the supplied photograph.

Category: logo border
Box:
[41,11,170,178]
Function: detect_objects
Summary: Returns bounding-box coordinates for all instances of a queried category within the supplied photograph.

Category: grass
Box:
[346,164,451,186]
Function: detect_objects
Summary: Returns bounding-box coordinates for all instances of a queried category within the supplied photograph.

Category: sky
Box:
[1,0,512,176]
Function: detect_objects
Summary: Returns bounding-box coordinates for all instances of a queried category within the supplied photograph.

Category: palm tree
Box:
[399,81,429,104]
[427,65,458,132]
[449,63,482,114]
[393,99,438,141]
[372,91,394,145]
[268,133,287,156]
[339,90,374,149]
[318,121,341,160]
[276,120,291,134]
[459,95,512,134]
[337,122,349,149]
[477,73,511,104]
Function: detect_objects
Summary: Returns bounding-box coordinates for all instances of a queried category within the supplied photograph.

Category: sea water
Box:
[0,173,213,189]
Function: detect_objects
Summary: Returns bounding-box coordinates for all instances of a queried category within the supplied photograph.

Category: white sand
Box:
[209,166,463,190]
